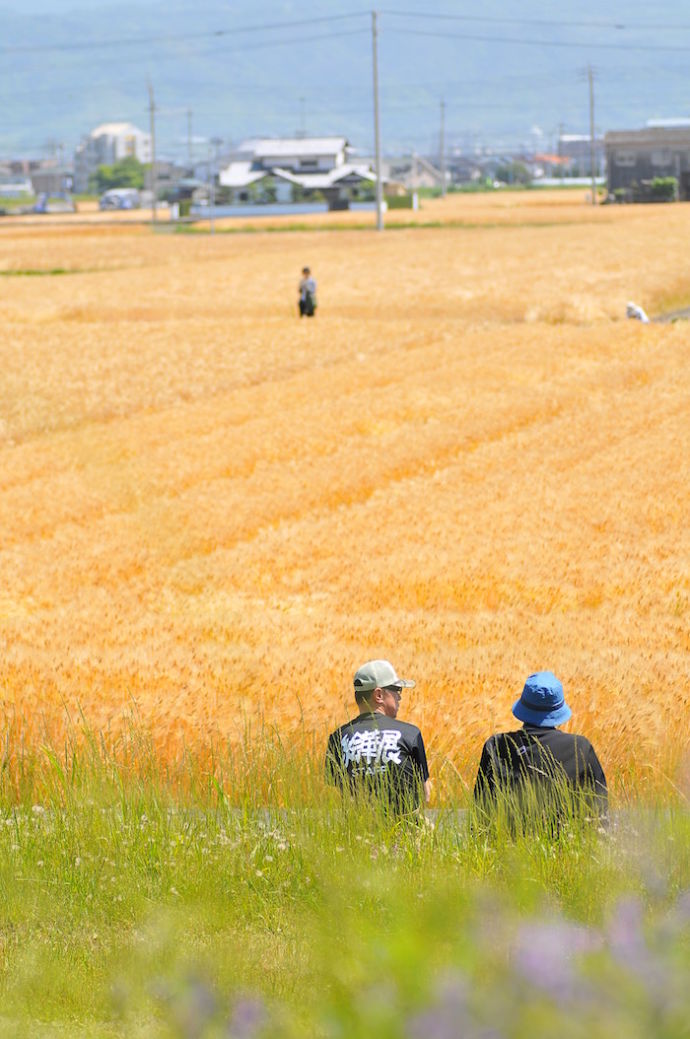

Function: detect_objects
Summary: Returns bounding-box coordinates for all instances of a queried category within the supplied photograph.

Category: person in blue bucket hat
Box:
[473,671,607,821]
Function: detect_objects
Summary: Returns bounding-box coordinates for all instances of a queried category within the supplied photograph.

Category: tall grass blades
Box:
[0,735,687,1035]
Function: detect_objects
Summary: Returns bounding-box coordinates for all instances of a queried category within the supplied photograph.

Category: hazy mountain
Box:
[1,0,688,159]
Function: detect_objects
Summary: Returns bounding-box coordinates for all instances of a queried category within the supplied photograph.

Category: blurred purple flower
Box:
[511,919,601,1002]
[607,896,645,957]
[170,977,218,1039]
[226,995,267,1039]
[657,893,689,946]
[668,889,690,928]
[606,897,658,980]
[407,976,470,1039]
[407,973,505,1039]
[605,894,687,1007]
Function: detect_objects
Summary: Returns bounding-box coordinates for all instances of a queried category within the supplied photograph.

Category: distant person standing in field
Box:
[298,266,317,317]
[325,659,430,814]
[473,671,607,824]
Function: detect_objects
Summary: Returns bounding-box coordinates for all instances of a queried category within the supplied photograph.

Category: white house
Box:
[236,136,349,172]
[73,122,152,192]
[218,136,376,206]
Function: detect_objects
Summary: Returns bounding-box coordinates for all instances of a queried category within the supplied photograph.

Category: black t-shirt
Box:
[474,725,608,816]
[326,712,429,812]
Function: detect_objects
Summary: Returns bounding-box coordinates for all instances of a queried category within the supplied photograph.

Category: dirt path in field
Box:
[655,306,690,322]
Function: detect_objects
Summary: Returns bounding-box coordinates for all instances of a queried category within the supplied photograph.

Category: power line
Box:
[1,91,670,123]
[6,8,690,56]
[4,8,690,156]
[5,52,687,101]
[186,27,369,60]
[0,70,566,105]
[2,27,370,75]
[380,9,690,32]
[0,12,368,54]
[0,81,325,104]
[4,17,686,80]
[4,61,688,107]
[386,26,690,53]
[309,99,553,116]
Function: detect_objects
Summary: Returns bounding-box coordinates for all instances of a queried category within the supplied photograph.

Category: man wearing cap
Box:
[325,659,430,813]
[473,671,607,820]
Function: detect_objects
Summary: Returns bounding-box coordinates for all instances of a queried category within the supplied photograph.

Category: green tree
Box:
[649,176,678,202]
[495,161,532,186]
[89,156,145,193]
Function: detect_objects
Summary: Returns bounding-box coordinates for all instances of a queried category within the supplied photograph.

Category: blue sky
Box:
[2,1,688,157]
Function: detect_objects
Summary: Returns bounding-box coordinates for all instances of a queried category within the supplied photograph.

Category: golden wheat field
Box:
[0,190,689,792]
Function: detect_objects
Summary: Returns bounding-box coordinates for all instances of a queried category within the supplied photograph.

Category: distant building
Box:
[237,135,350,173]
[0,157,73,198]
[218,136,376,208]
[605,123,690,199]
[384,154,444,190]
[532,153,570,179]
[0,164,33,197]
[30,159,73,196]
[558,134,605,176]
[153,160,191,197]
[74,122,152,193]
[446,154,484,186]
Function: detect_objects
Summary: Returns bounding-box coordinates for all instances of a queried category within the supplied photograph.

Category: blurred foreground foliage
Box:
[0,723,687,1036]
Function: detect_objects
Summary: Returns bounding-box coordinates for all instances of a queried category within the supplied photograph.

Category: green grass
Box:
[0,267,131,277]
[416,182,596,198]
[171,218,601,237]
[0,195,35,213]
[0,268,84,277]
[0,727,687,1037]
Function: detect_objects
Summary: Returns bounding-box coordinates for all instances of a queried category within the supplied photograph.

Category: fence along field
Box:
[0,191,688,798]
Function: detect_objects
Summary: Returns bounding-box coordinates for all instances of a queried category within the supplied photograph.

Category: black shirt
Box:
[326,712,429,812]
[474,725,608,817]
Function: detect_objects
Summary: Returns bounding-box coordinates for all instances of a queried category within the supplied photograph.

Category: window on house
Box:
[614,151,636,167]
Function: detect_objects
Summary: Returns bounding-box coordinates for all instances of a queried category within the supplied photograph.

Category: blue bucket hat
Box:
[512,671,572,728]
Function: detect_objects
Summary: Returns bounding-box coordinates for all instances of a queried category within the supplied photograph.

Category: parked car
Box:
[99,188,141,210]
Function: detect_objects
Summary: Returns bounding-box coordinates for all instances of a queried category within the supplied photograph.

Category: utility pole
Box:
[148,81,157,225]
[208,141,215,235]
[588,65,596,205]
[208,137,222,236]
[187,109,193,167]
[558,121,564,182]
[440,98,446,197]
[371,10,383,231]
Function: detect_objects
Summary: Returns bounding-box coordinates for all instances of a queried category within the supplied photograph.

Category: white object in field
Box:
[626,301,650,323]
